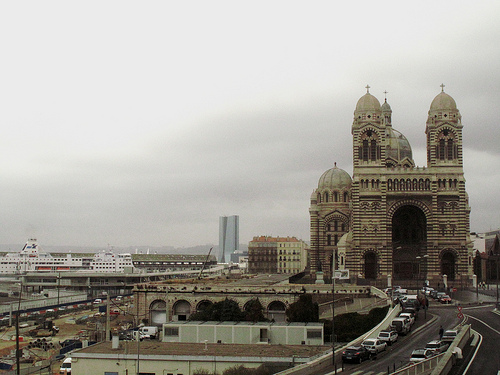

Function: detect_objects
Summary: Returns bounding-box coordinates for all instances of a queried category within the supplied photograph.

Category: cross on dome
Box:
[365,84,370,93]
[384,90,388,101]
[440,83,445,92]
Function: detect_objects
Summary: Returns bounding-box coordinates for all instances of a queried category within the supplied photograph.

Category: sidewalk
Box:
[449,289,499,305]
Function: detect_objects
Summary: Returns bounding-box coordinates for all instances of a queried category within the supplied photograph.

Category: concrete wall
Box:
[162,322,324,346]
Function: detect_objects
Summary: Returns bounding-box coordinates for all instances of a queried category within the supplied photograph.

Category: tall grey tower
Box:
[219,215,239,263]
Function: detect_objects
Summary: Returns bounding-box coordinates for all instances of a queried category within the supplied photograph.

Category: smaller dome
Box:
[430,91,457,111]
[355,93,381,112]
[381,99,392,112]
[318,164,352,190]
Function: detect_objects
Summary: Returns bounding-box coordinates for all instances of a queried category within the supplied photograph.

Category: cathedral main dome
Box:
[318,165,352,190]
[355,93,381,112]
[386,127,413,163]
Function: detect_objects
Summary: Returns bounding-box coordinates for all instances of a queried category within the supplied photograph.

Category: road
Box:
[326,302,472,375]
[461,305,500,374]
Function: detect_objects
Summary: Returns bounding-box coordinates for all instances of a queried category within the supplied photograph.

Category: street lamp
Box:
[416,255,429,289]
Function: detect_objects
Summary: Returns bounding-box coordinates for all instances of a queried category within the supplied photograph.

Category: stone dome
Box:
[381,99,392,112]
[355,93,381,112]
[386,127,414,164]
[430,91,457,111]
[318,165,352,190]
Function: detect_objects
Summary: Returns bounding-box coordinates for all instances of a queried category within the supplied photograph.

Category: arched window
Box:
[360,130,379,162]
[439,139,446,160]
[437,129,457,161]
[324,192,329,202]
[447,139,454,159]
[344,192,349,202]
[362,140,369,161]
[370,140,377,160]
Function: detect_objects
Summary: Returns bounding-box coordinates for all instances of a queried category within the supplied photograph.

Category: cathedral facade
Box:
[309,87,474,288]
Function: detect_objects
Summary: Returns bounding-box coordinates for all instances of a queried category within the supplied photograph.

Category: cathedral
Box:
[309,86,474,288]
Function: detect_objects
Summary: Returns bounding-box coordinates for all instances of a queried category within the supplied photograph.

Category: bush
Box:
[333,306,389,342]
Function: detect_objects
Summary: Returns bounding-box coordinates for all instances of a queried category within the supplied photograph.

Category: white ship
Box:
[0,239,133,274]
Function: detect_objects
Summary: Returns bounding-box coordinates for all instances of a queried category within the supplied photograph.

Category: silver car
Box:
[362,338,387,354]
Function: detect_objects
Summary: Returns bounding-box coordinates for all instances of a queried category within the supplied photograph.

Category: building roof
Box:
[164,321,324,328]
[73,341,329,359]
[317,164,352,190]
[355,92,381,112]
[249,236,304,243]
[430,91,457,111]
[132,253,216,262]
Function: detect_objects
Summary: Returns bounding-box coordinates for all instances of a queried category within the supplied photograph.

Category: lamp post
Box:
[416,255,429,289]
[332,269,336,369]
[57,272,61,306]
[416,255,429,318]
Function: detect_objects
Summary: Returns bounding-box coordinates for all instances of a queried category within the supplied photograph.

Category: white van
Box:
[133,326,158,340]
[59,357,71,374]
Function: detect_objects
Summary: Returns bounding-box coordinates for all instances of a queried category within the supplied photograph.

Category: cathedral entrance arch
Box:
[441,251,456,280]
[391,205,427,281]
[364,251,377,279]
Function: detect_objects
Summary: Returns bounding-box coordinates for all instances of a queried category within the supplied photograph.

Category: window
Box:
[307,330,322,339]
[105,373,119,375]
[165,327,179,336]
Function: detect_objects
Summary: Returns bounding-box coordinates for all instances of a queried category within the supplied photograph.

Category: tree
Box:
[244,298,267,322]
[189,298,244,322]
[286,294,319,322]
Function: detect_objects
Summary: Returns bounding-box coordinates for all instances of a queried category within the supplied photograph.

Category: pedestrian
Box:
[439,325,444,339]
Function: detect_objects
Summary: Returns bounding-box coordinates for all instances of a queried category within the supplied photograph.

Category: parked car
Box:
[399,312,415,325]
[401,294,421,310]
[93,298,102,304]
[439,295,452,304]
[435,292,446,300]
[402,306,418,319]
[441,330,458,342]
[377,330,398,345]
[342,345,371,364]
[361,338,387,354]
[425,340,449,354]
[390,317,411,335]
[410,348,435,362]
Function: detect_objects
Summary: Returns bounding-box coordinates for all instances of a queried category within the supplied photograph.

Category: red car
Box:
[439,294,452,304]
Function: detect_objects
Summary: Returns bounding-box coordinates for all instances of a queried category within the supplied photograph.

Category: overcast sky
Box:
[1,1,499,250]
